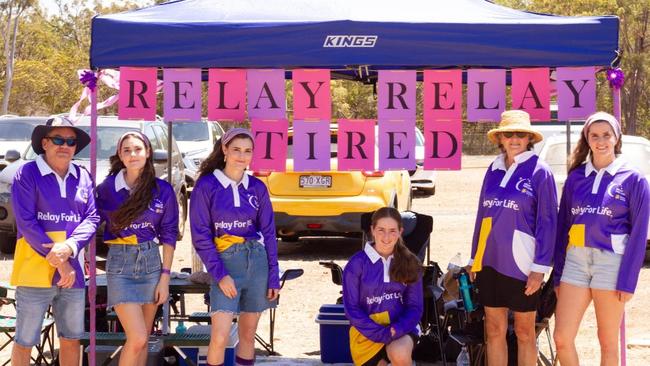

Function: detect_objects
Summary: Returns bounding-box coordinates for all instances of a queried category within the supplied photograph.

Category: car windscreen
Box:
[25,126,138,161]
[0,121,37,141]
[170,122,209,142]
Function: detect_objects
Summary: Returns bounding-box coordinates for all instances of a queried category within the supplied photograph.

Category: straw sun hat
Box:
[486,110,543,145]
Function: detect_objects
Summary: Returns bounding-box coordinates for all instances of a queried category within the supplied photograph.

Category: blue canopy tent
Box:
[87,1,622,365]
[90,0,619,71]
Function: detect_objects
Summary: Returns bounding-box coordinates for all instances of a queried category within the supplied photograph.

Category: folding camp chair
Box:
[0,285,55,366]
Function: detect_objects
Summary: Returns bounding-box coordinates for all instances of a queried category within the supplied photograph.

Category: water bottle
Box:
[175,321,187,334]
[447,252,463,272]
[458,269,476,312]
[456,346,470,366]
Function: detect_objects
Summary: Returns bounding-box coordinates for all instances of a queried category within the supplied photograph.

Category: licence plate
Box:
[299,175,332,188]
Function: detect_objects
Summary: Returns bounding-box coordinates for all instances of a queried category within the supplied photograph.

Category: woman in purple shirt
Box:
[95,131,178,365]
[553,112,649,366]
[190,128,280,366]
[470,110,557,366]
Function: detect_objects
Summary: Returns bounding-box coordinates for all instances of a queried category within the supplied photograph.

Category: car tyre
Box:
[177,189,188,240]
[0,232,16,254]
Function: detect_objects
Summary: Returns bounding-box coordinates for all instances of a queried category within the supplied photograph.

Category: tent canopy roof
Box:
[90,0,619,71]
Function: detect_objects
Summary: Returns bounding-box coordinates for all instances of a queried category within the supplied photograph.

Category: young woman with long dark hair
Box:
[190,128,279,366]
[95,131,178,366]
[342,207,423,366]
[553,112,649,366]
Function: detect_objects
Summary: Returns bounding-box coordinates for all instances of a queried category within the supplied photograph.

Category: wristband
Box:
[161,268,171,275]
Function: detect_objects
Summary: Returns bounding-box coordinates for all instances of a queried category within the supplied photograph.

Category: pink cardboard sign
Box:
[250,119,288,172]
[208,69,247,122]
[247,69,286,120]
[378,70,416,120]
[511,68,550,121]
[119,67,157,121]
[378,119,415,171]
[556,67,596,121]
[337,119,375,171]
[423,70,462,121]
[163,68,202,122]
[423,118,462,170]
[467,69,506,122]
[292,120,331,172]
[292,69,331,120]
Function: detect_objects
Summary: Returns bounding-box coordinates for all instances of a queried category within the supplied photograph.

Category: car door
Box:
[144,126,167,178]
[153,124,184,188]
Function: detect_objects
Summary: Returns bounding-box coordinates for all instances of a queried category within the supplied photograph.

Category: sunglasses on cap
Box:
[501,131,530,139]
[45,136,77,147]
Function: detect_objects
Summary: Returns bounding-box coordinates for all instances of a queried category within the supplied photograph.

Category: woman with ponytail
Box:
[190,128,279,366]
[95,131,178,365]
[342,207,423,366]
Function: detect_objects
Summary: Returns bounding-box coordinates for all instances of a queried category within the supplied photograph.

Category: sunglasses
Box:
[501,131,530,139]
[45,136,77,147]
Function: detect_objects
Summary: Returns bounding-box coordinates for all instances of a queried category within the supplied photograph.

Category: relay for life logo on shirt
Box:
[607,183,627,202]
[515,178,535,198]
[148,198,165,214]
[366,291,403,305]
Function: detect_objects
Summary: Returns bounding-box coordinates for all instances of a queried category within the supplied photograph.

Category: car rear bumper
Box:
[274,212,367,236]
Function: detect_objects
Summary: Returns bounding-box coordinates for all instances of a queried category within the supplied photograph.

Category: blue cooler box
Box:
[178,323,238,366]
[316,304,353,364]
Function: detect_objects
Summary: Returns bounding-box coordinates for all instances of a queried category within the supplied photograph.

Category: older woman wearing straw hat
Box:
[469,110,558,366]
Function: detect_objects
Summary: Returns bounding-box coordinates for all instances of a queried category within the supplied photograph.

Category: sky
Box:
[39,0,132,16]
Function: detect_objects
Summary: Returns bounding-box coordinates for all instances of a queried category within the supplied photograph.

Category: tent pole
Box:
[612,87,626,366]
[167,121,173,185]
[89,72,99,366]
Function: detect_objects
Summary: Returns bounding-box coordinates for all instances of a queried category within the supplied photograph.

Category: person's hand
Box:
[218,275,237,299]
[616,290,633,303]
[524,271,544,296]
[390,327,396,338]
[155,275,170,305]
[56,261,76,289]
[469,271,476,282]
[267,288,279,301]
[44,242,73,267]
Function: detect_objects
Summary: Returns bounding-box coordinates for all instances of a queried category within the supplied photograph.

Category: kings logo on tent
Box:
[323,35,378,47]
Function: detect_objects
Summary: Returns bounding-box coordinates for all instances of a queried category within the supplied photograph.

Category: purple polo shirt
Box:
[189,169,279,289]
[470,151,558,282]
[343,243,423,365]
[11,155,99,288]
[554,158,650,293]
[95,170,179,247]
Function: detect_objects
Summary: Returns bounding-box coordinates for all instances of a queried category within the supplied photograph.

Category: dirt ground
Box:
[1,155,649,365]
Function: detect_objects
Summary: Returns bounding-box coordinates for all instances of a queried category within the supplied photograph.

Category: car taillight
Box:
[362,170,385,177]
[307,223,322,229]
[253,171,270,177]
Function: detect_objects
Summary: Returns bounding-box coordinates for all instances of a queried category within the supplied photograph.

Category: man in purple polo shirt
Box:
[11,117,98,366]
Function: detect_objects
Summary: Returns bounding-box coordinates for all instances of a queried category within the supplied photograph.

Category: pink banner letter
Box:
[208,69,247,122]
[467,69,505,122]
[424,70,462,121]
[424,119,462,170]
[337,119,375,171]
[163,68,202,122]
[251,119,288,172]
[378,70,416,120]
[292,120,331,171]
[556,67,596,121]
[247,69,286,120]
[512,68,550,122]
[119,67,157,121]
[293,69,331,120]
[378,119,415,171]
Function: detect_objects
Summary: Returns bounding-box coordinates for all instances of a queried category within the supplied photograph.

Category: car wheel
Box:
[0,232,16,254]
[177,190,188,240]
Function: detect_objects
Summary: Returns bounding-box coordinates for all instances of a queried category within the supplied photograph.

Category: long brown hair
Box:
[107,132,158,234]
[197,133,254,178]
[568,126,622,173]
[371,207,422,284]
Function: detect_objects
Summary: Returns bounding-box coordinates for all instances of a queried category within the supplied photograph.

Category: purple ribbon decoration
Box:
[79,70,98,91]
[606,67,625,90]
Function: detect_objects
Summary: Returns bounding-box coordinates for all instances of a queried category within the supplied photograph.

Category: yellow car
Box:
[254,125,412,241]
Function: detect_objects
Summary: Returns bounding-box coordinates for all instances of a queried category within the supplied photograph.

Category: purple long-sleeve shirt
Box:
[343,243,423,345]
[95,170,179,247]
[11,155,99,288]
[189,169,279,289]
[470,151,558,282]
[554,158,650,293]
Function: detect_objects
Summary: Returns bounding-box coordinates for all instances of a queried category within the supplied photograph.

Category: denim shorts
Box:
[210,240,276,314]
[106,241,161,308]
[560,245,623,291]
[14,286,85,347]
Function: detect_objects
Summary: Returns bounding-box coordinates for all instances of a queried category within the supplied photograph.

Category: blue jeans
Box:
[210,240,276,314]
[14,286,84,347]
[106,241,161,308]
